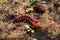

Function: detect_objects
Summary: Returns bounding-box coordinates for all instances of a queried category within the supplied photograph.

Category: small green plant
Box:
[26,7,34,13]
[27,29,30,32]
[25,24,35,33]
[30,0,36,4]
[28,28,35,33]
[31,29,35,33]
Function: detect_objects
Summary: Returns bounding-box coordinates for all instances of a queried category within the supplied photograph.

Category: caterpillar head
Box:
[33,21,40,27]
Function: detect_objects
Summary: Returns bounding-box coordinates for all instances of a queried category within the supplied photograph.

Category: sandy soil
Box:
[0,0,60,40]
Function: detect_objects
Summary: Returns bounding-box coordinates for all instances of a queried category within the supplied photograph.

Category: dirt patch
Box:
[0,0,60,40]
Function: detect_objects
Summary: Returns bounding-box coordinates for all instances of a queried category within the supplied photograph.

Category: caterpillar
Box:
[14,14,40,27]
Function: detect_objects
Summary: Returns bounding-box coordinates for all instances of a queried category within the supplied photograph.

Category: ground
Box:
[0,0,60,40]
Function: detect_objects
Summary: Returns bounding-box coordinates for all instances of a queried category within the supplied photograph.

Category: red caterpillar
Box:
[14,14,40,27]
